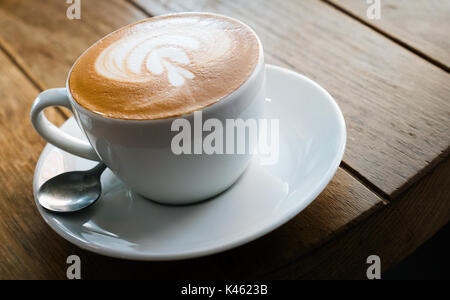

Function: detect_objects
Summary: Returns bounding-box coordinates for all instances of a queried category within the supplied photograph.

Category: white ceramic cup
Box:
[31,20,265,205]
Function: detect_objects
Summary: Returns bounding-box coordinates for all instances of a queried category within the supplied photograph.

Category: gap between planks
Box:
[127,0,450,74]
[342,144,450,202]
[130,0,449,201]
[340,161,391,202]
[0,0,390,204]
[321,0,450,73]
[126,0,154,18]
[0,0,440,205]
[124,0,394,203]
[0,32,389,209]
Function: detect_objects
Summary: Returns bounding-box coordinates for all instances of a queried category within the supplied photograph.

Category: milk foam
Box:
[96,35,201,86]
[69,13,260,120]
[95,19,233,88]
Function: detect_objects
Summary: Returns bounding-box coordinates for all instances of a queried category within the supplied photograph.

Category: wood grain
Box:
[0,0,448,279]
[271,155,450,279]
[0,52,385,278]
[0,0,146,90]
[0,165,383,279]
[0,50,70,280]
[0,0,386,279]
[0,49,385,277]
[132,0,450,198]
[76,169,383,279]
[328,0,450,70]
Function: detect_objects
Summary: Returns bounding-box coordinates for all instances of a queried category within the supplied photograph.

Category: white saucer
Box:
[33,65,346,261]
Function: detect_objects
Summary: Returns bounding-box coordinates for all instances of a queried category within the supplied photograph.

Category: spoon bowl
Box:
[38,163,106,213]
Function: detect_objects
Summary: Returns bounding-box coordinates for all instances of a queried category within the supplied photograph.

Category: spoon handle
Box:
[89,163,107,176]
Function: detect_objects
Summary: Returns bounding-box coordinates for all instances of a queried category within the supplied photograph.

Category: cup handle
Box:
[30,88,101,161]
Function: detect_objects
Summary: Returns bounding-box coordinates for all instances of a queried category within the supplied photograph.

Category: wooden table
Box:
[0,0,448,280]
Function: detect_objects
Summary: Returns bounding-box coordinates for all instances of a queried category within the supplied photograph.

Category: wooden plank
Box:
[271,155,450,279]
[132,0,450,198]
[0,0,147,89]
[0,50,69,280]
[77,169,383,279]
[328,0,450,70]
[0,165,383,279]
[0,0,385,279]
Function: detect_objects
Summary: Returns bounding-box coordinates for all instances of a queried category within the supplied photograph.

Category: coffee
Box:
[69,13,260,120]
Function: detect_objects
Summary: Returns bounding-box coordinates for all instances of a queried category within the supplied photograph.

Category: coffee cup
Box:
[31,13,265,205]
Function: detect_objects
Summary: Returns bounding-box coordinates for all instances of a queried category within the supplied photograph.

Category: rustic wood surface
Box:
[133,0,450,198]
[0,51,69,279]
[64,169,384,280]
[0,0,145,90]
[0,0,448,279]
[271,156,450,279]
[328,0,450,70]
[0,45,385,279]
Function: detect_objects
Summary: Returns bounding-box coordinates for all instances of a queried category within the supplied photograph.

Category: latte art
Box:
[69,13,260,120]
[95,30,230,87]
